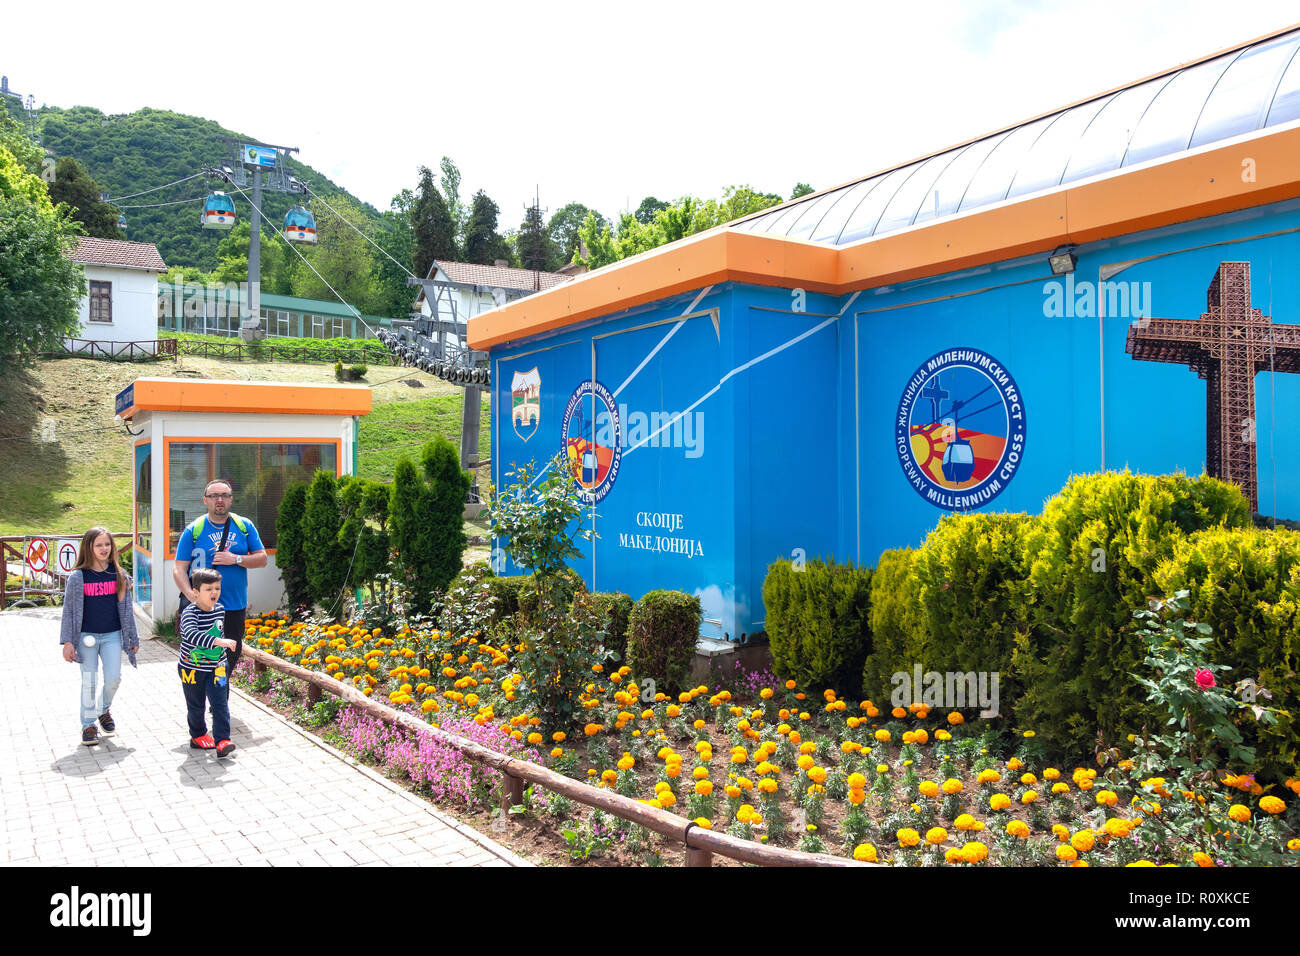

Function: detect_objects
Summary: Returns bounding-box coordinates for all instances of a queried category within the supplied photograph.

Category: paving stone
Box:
[1,610,528,867]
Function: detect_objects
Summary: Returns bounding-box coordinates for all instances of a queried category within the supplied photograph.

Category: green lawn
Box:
[356,392,491,484]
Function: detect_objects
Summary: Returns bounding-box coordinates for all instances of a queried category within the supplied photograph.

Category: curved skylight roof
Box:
[738,28,1300,246]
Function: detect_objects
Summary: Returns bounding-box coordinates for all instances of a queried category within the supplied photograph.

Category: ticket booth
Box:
[115,378,373,622]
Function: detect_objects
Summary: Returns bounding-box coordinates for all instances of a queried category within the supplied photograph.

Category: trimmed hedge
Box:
[911,513,1032,704]
[765,558,873,694]
[862,548,922,703]
[627,590,702,695]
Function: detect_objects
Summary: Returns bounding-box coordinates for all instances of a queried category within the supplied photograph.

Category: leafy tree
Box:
[303,470,349,616]
[575,210,620,269]
[47,156,122,239]
[289,194,377,311]
[369,189,416,317]
[0,114,46,177]
[439,156,467,249]
[576,186,786,270]
[633,196,668,224]
[410,165,457,277]
[275,481,311,614]
[0,144,85,371]
[791,182,815,199]
[463,189,510,265]
[210,220,290,293]
[548,202,603,266]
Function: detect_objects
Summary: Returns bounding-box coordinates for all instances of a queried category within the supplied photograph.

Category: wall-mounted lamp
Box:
[1048,245,1078,275]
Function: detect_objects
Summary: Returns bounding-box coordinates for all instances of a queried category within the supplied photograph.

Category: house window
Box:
[89,280,113,322]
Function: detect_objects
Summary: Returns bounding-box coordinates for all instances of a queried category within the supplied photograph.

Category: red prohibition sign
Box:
[26,538,50,573]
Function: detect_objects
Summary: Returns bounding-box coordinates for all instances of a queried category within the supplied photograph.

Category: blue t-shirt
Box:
[81,568,122,634]
[175,514,264,611]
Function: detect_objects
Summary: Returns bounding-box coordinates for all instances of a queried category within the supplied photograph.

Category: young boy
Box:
[178,568,239,757]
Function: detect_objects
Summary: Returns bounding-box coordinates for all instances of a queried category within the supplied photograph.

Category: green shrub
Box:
[589,591,634,661]
[333,359,344,380]
[337,475,391,594]
[910,513,1032,705]
[1015,472,1250,761]
[421,439,470,594]
[303,471,348,616]
[348,363,368,380]
[442,561,497,639]
[765,558,872,696]
[1153,526,1300,781]
[276,481,311,613]
[517,566,586,622]
[487,574,530,622]
[862,549,923,702]
[626,590,702,694]
[389,440,468,615]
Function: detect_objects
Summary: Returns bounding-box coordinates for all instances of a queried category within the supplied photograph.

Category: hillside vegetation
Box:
[36,104,381,271]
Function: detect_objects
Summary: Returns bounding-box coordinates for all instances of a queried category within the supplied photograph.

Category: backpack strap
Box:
[185,515,207,547]
[227,512,249,536]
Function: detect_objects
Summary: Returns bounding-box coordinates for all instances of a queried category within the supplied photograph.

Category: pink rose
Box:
[1194,668,1215,689]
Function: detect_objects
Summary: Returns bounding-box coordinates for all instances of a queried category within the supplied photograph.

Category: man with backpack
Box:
[172,478,268,670]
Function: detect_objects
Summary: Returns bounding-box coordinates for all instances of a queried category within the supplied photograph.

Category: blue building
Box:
[470,26,1300,642]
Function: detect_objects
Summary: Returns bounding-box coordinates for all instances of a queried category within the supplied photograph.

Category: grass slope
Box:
[0,356,490,538]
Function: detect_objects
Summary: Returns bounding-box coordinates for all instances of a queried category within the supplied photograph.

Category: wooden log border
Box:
[239,644,870,867]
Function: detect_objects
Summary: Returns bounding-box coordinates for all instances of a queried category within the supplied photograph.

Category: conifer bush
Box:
[910,513,1032,706]
[862,548,923,701]
[1014,472,1250,761]
[276,481,311,614]
[1153,526,1300,780]
[627,590,702,695]
[764,558,872,694]
[303,471,348,615]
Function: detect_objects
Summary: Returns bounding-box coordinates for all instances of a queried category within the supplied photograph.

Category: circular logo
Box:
[561,381,621,503]
[895,347,1026,510]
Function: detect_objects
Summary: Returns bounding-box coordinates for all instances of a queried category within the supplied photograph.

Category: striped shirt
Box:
[179,602,227,673]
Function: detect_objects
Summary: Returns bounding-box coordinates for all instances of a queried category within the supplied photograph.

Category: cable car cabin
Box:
[201,192,236,229]
[283,206,317,244]
[116,214,127,230]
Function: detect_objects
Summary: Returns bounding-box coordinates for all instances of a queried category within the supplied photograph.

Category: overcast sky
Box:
[4,1,1298,228]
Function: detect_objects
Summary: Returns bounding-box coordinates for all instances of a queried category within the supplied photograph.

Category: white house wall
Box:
[73,265,159,354]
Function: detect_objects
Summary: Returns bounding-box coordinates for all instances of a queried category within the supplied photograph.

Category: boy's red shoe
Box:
[190,734,215,750]
[215,739,236,758]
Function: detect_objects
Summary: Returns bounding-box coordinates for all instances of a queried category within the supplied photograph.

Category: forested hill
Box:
[35,104,381,270]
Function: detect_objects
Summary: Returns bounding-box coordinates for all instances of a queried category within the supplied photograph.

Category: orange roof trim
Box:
[469,124,1300,350]
[118,378,373,419]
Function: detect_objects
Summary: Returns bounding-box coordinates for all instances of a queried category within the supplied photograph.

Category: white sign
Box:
[57,540,79,574]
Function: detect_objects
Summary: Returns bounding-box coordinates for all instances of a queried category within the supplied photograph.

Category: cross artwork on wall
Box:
[1125,262,1300,512]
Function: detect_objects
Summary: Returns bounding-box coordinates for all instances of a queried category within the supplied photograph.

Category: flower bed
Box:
[240,611,1300,866]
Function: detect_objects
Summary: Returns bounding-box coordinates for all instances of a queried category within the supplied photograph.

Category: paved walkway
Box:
[0,608,529,867]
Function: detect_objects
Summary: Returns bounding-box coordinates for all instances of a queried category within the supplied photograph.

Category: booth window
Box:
[167,441,338,552]
[89,281,113,322]
[135,444,151,553]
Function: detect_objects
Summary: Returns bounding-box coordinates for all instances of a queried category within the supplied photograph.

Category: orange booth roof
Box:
[117,378,373,419]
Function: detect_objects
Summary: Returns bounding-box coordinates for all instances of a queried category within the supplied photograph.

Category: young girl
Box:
[59,527,140,746]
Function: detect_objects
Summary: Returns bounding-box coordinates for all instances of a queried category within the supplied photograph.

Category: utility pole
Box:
[249,164,262,337]
[213,138,301,341]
